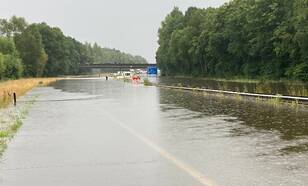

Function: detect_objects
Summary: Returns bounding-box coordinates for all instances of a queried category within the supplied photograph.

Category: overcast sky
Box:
[1,0,229,63]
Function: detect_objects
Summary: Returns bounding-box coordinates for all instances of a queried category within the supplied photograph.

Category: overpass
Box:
[80,63,157,69]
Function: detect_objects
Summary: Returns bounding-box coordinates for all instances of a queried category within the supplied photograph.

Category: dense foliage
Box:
[0,37,23,79]
[156,0,308,81]
[0,16,147,79]
[85,43,147,65]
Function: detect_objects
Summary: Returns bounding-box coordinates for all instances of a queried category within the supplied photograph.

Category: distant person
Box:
[106,76,108,80]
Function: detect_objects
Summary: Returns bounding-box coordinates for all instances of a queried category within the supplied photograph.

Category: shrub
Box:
[0,37,17,55]
[292,63,308,81]
[3,54,23,79]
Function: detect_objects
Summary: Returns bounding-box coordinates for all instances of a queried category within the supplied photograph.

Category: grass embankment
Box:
[0,78,60,155]
[0,78,59,108]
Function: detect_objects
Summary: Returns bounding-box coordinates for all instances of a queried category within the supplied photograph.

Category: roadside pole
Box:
[13,92,16,106]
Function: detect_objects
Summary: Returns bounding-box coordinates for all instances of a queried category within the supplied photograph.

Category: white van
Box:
[122,71,132,78]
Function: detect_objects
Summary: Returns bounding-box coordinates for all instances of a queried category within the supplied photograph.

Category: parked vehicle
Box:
[122,71,132,78]
[132,74,141,81]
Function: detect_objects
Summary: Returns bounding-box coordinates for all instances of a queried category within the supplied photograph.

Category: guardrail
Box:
[80,63,157,69]
[156,84,308,103]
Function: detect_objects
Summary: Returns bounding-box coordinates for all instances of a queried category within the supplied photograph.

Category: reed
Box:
[267,94,282,106]
[235,94,242,101]
[143,78,153,86]
[0,78,60,108]
[291,99,300,109]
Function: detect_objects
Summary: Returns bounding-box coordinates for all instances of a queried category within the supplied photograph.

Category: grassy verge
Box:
[0,78,60,156]
[0,78,60,108]
[0,97,35,156]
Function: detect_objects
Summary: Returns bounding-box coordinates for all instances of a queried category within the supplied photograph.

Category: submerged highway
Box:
[1,78,308,186]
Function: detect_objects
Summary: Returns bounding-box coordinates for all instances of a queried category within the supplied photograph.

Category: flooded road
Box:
[158,76,308,97]
[1,78,308,186]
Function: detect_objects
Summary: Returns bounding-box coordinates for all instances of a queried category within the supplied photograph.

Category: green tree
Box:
[86,43,147,65]
[0,16,27,37]
[14,24,47,77]
[156,0,308,81]
[3,54,23,79]
[0,37,17,55]
[36,23,68,76]
[0,36,23,79]
[156,7,184,75]
[0,16,148,79]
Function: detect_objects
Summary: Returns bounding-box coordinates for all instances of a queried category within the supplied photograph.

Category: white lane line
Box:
[105,113,217,186]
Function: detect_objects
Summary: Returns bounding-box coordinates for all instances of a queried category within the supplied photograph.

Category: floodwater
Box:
[158,76,308,97]
[1,78,308,186]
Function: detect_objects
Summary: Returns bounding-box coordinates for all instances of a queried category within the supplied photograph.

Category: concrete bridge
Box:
[80,63,157,70]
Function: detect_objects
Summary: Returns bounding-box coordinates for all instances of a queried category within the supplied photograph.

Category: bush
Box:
[291,63,308,81]
[242,63,259,78]
[260,61,284,79]
[0,37,23,80]
[3,54,23,79]
[0,53,23,80]
[0,37,17,55]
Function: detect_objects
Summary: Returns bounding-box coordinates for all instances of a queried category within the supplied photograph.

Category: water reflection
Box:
[159,77,308,97]
[51,79,308,185]
[53,79,308,155]
[159,88,308,155]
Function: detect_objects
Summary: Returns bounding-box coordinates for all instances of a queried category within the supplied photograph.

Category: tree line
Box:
[156,0,308,81]
[0,16,147,79]
[86,43,147,65]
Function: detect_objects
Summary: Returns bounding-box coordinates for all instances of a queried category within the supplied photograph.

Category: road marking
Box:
[106,113,217,186]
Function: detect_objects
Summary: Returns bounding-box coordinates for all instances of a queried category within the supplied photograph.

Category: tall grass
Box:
[0,78,59,108]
